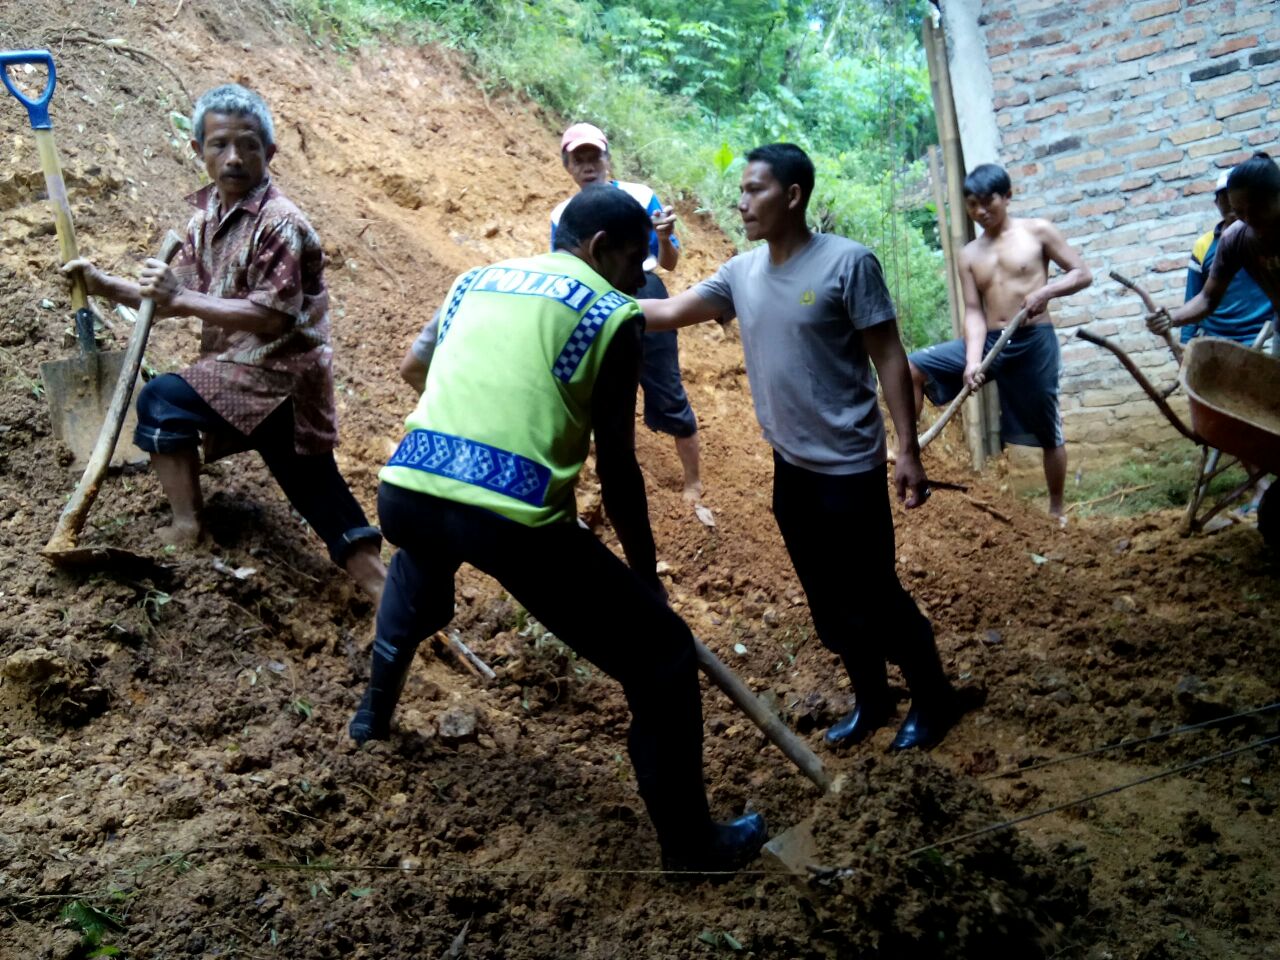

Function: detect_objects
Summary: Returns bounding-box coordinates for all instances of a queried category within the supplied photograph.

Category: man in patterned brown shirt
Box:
[64,84,386,599]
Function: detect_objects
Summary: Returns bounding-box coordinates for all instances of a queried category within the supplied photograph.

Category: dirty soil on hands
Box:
[0,3,1276,959]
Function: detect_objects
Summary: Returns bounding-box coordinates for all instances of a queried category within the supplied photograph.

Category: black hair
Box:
[963,163,1012,198]
[553,185,651,253]
[1226,152,1280,198]
[746,143,816,206]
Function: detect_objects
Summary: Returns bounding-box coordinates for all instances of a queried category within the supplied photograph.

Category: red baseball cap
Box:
[561,122,608,154]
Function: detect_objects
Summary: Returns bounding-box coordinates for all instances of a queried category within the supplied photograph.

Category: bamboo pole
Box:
[923,12,990,467]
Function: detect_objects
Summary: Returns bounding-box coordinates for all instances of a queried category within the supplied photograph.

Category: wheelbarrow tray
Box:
[1181,337,1280,475]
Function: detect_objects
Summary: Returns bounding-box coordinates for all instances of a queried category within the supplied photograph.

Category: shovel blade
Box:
[762,816,823,875]
[40,350,147,470]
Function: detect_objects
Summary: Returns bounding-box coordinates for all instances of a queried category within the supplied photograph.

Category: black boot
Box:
[889,694,959,751]
[660,812,768,875]
[348,636,416,744]
[889,617,958,751]
[824,651,892,748]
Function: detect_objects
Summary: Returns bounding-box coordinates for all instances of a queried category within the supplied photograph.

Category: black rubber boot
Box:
[348,636,416,744]
[824,651,892,748]
[888,618,959,751]
[660,812,768,875]
[889,695,959,751]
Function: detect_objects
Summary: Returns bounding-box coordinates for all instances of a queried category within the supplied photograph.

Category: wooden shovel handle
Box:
[1109,269,1184,364]
[33,128,88,312]
[694,638,832,793]
[43,230,184,558]
[919,307,1029,450]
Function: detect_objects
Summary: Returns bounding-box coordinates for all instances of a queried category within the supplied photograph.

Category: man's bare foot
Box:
[682,479,703,505]
[156,520,207,549]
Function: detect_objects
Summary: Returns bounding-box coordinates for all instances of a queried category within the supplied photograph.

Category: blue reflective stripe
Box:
[552,290,629,382]
[387,429,552,507]
[437,268,483,344]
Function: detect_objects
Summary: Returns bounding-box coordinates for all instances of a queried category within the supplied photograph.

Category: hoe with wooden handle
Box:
[42,231,184,568]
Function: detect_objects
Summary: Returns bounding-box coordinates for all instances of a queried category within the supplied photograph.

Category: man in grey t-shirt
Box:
[641,143,958,752]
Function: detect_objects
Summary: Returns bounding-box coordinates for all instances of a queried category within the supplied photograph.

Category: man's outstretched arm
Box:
[638,287,724,332]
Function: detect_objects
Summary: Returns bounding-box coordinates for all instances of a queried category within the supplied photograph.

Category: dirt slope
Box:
[0,3,1277,959]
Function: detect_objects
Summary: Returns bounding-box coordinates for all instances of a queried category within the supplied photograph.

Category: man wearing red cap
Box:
[552,122,704,505]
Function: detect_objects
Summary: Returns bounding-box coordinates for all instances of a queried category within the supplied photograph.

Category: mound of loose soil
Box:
[0,3,1277,959]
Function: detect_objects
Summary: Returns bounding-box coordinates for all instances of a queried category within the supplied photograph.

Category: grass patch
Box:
[1026,448,1253,517]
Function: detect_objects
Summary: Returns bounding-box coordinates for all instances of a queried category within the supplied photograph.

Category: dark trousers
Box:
[364,482,710,849]
[771,452,948,708]
[133,373,380,566]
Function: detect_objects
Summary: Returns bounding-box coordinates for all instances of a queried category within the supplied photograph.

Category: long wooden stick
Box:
[694,638,831,793]
[919,307,1029,450]
[43,231,183,557]
[1109,270,1184,364]
[1075,327,1198,442]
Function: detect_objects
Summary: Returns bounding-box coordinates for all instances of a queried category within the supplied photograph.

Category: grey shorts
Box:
[909,323,1064,449]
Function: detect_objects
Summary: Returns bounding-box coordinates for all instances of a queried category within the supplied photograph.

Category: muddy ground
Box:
[0,3,1277,958]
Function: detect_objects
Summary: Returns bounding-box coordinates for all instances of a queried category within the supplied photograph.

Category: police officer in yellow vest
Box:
[351,187,766,872]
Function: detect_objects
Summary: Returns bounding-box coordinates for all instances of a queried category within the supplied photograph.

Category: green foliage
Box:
[60,900,124,957]
[283,0,950,348]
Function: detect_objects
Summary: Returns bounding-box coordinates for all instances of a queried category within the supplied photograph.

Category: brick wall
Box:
[974,0,1280,459]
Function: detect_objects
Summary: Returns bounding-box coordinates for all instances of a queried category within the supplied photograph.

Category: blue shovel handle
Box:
[0,50,56,130]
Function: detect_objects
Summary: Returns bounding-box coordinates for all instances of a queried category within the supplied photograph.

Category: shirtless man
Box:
[908,163,1092,519]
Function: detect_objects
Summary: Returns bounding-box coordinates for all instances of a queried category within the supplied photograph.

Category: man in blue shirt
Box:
[1181,169,1276,345]
[552,123,704,505]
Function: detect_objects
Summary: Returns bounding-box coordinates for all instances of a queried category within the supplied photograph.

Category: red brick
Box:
[1216,93,1270,119]
[1132,149,1186,170]
[1131,0,1179,20]
[1129,188,1180,205]
[1077,198,1125,217]
[1225,112,1264,134]
[1209,35,1259,58]
[1194,74,1252,100]
[1183,180,1219,197]
[1113,135,1164,156]
[1147,48,1196,72]
[992,75,1015,92]
[1066,109,1113,131]
[1188,137,1243,158]
[1169,120,1223,145]
[995,92,1030,110]
[1087,123,1139,145]
[1013,163,1040,178]
[1027,102,1069,121]
[1221,13,1274,35]
[1163,91,1190,108]
[1119,175,1155,191]
[1248,129,1279,146]
[1019,29,1066,49]
[1092,29,1134,50]
[1173,28,1207,48]
[1056,149,1105,171]
[1259,65,1280,86]
[1116,39,1165,62]
[1215,150,1254,167]
[1078,163,1126,182]
[988,42,1014,57]
[1140,17,1176,37]
[1149,116,1175,132]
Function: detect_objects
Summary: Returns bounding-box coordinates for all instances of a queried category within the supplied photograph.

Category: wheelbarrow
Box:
[1077,327,1280,544]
